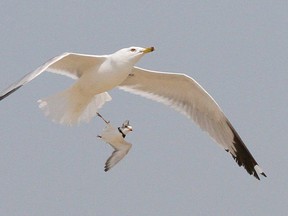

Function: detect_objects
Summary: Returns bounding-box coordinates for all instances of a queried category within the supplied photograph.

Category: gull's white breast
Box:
[76,58,133,95]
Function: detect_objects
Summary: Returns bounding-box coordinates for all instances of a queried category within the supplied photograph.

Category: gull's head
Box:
[112,46,154,64]
[120,120,133,136]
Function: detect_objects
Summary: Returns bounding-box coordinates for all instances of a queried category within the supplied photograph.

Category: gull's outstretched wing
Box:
[104,141,132,172]
[0,53,106,101]
[119,66,266,179]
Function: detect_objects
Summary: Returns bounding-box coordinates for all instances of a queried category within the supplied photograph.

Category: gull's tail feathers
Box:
[38,87,112,126]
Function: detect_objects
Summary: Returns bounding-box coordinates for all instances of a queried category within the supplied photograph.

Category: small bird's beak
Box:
[142,47,155,53]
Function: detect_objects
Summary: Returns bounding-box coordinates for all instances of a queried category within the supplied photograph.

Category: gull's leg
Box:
[96,112,110,124]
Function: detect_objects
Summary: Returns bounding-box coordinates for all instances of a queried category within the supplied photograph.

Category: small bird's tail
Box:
[38,86,112,125]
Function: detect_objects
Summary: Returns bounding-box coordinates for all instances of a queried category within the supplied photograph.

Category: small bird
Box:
[0,46,266,179]
[96,112,132,172]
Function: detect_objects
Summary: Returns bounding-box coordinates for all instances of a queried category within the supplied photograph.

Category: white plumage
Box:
[0,46,266,179]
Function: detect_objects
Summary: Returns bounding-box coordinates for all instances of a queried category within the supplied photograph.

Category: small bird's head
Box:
[112,46,154,65]
[120,120,133,136]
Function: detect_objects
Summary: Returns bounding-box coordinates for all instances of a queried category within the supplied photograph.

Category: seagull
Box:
[0,46,266,179]
[96,112,132,172]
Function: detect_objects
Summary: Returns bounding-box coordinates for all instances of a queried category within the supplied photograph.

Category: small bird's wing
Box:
[119,66,266,179]
[104,141,132,172]
[0,52,106,101]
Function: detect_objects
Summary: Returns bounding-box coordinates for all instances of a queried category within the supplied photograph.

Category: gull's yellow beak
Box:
[142,47,155,53]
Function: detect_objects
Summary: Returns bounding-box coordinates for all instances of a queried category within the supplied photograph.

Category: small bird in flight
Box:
[96,113,132,172]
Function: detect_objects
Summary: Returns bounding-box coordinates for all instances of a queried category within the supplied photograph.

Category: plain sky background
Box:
[0,1,287,215]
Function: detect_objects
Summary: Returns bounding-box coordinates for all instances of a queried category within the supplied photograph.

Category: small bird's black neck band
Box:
[118,127,126,138]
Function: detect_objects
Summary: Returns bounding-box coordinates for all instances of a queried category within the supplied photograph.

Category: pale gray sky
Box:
[0,1,287,215]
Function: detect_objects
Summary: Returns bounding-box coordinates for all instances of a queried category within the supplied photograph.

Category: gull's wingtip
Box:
[0,85,23,101]
[225,120,266,180]
[104,162,112,172]
[261,172,267,178]
[255,165,267,179]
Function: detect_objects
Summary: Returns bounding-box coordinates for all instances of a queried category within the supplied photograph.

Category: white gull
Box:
[0,46,266,179]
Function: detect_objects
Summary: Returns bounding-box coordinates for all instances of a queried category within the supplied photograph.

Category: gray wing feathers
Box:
[0,53,69,100]
[119,67,231,149]
[119,67,265,179]
[0,52,106,101]
[46,53,106,78]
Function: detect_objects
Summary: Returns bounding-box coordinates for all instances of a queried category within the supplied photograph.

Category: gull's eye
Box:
[130,48,136,52]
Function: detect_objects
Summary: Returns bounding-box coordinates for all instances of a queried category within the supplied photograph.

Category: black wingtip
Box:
[254,173,260,181]
[261,172,267,178]
[254,171,267,180]
[104,162,110,172]
[0,85,23,101]
[226,120,266,180]
[104,166,109,172]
